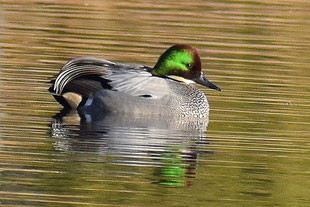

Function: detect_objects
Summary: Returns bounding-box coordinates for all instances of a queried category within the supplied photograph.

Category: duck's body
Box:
[49,45,220,118]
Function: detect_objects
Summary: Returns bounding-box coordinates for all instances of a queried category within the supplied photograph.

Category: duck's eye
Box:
[186,63,193,69]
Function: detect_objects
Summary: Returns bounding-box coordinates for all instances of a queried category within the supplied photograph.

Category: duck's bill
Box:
[195,73,221,91]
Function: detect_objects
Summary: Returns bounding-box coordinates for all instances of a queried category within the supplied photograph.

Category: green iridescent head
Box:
[152,44,221,91]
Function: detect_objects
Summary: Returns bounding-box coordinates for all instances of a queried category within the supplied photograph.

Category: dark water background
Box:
[0,0,310,206]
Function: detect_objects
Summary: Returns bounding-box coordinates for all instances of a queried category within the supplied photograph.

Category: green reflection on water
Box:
[155,149,187,187]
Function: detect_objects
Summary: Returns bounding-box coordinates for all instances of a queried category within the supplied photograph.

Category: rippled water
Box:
[1,0,310,206]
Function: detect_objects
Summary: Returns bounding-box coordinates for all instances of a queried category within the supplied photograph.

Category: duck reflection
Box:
[50,109,213,186]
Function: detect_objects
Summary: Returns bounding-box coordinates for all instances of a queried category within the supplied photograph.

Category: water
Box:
[0,0,310,206]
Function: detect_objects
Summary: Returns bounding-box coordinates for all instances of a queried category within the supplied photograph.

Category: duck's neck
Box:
[151,60,169,76]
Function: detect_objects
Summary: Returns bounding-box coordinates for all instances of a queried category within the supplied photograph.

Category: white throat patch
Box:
[167,75,195,84]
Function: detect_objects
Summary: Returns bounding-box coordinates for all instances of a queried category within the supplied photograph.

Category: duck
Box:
[49,44,221,118]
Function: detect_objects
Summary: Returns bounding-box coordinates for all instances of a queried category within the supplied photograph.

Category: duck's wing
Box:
[49,56,169,109]
[50,56,147,95]
[106,71,170,99]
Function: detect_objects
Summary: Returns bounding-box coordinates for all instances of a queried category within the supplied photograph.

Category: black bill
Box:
[195,72,221,91]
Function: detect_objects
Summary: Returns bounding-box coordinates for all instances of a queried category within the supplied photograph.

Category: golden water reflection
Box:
[0,0,310,206]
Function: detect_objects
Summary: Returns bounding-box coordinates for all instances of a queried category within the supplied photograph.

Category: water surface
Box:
[0,0,310,206]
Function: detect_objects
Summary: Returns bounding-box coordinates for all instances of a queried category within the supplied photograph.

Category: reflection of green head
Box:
[156,151,186,187]
[152,45,202,80]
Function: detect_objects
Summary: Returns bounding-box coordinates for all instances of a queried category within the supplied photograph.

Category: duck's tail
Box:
[48,56,114,109]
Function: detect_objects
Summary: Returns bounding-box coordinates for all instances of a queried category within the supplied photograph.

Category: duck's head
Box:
[151,44,221,91]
